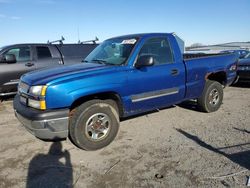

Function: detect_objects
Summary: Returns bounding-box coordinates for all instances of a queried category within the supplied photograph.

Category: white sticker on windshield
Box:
[121,39,137,44]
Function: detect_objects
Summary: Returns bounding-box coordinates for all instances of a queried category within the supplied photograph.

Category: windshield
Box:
[0,45,8,52]
[244,53,250,59]
[84,37,138,65]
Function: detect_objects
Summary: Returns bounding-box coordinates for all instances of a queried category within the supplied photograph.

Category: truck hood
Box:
[22,63,118,86]
[238,58,250,66]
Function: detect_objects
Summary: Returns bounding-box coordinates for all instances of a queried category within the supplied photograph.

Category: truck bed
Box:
[184,53,238,100]
[183,53,231,60]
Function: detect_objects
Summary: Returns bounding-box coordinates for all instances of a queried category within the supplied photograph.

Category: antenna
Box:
[77,26,80,42]
[80,37,99,44]
[47,36,65,44]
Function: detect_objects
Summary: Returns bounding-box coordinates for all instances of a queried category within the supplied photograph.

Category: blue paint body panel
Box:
[20,33,238,117]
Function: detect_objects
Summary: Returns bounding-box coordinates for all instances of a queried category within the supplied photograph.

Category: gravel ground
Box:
[0,84,249,188]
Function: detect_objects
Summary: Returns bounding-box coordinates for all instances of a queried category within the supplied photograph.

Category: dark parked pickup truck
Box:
[0,43,98,96]
[14,33,238,150]
[236,53,250,82]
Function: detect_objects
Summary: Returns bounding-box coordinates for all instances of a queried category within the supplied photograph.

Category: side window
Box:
[5,47,31,62]
[139,37,174,65]
[36,46,52,59]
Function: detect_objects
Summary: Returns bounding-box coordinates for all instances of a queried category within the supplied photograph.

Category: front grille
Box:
[18,82,29,94]
[238,64,250,70]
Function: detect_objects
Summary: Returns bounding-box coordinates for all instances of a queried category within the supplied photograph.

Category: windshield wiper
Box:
[92,59,115,66]
[92,59,107,64]
[82,60,88,63]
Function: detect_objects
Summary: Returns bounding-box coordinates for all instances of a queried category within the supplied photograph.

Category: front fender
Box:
[45,83,125,109]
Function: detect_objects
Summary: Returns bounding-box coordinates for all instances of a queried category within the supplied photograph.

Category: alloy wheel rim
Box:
[208,89,219,106]
[85,113,111,141]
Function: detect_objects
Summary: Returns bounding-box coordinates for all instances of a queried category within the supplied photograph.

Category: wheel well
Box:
[207,71,227,85]
[70,92,124,117]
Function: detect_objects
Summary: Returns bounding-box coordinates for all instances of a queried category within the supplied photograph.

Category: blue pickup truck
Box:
[14,33,238,150]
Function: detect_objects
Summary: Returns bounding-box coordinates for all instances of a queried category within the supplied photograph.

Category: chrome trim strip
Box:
[3,81,19,86]
[131,88,179,102]
[0,92,17,96]
[41,117,69,123]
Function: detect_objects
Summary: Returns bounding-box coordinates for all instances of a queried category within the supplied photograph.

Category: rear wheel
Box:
[197,80,223,112]
[69,99,119,150]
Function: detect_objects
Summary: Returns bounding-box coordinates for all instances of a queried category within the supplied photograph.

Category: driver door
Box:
[0,46,35,94]
[127,36,186,113]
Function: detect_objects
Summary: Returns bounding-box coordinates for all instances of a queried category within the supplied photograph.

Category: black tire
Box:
[69,99,119,150]
[197,80,223,113]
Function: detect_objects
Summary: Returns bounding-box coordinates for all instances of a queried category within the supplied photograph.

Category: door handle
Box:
[25,62,34,67]
[171,69,179,76]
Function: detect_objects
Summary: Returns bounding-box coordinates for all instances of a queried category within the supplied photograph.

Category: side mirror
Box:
[4,54,17,64]
[135,55,154,68]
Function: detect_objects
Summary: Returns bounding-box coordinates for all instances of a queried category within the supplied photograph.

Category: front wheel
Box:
[197,80,223,113]
[69,99,119,150]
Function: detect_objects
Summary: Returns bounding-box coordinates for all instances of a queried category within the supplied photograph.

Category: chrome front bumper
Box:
[15,111,69,140]
[13,95,69,140]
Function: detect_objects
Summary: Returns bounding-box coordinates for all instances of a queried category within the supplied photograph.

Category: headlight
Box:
[229,64,237,71]
[28,85,47,110]
[29,86,47,96]
[28,99,46,110]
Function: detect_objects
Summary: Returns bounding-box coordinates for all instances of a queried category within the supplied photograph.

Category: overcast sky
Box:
[0,0,249,46]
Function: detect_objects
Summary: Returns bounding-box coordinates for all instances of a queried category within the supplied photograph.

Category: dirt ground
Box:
[0,83,249,188]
